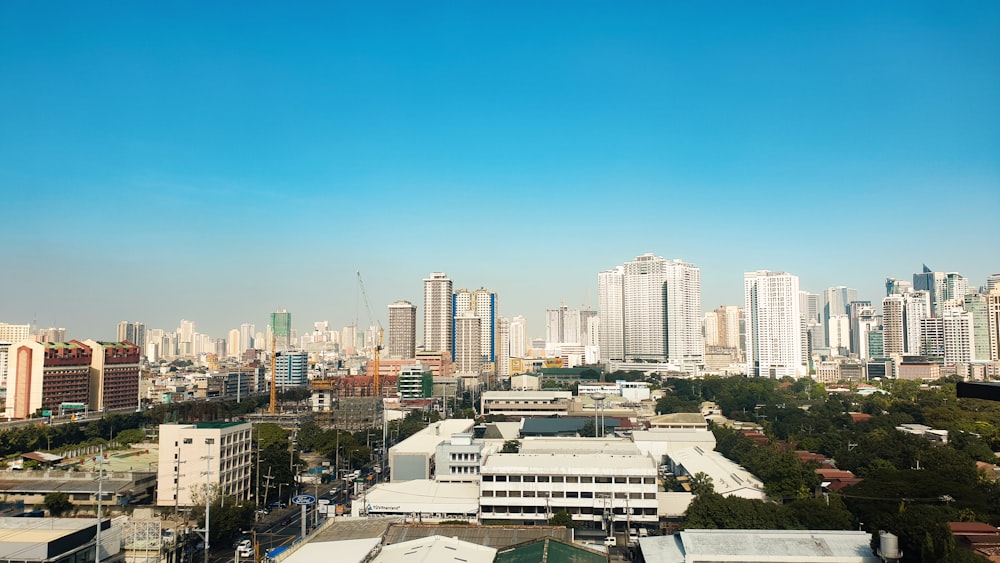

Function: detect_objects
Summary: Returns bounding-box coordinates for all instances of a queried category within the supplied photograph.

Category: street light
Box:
[590,393,606,438]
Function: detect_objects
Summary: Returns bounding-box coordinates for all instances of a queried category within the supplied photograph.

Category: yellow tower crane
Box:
[357,272,384,396]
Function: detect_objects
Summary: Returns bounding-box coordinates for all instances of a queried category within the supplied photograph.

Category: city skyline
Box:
[1,3,997,340]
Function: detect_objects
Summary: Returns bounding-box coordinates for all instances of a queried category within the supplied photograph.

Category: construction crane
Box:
[357,272,384,396]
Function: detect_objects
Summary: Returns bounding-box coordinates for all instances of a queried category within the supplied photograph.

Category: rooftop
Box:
[385,524,572,549]
[374,535,496,563]
[482,452,655,474]
[639,530,879,563]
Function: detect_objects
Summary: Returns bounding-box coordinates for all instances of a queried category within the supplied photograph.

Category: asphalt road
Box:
[208,504,319,563]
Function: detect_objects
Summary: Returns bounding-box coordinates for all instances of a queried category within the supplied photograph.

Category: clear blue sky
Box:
[1,1,998,340]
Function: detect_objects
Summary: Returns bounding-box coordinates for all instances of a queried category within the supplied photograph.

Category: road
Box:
[207,504,318,563]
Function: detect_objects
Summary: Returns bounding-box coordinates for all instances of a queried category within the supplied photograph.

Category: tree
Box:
[501,440,520,453]
[114,428,145,445]
[580,420,597,437]
[44,492,72,516]
[689,472,715,496]
[548,510,575,528]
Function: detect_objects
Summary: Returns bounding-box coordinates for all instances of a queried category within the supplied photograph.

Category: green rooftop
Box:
[185,421,248,429]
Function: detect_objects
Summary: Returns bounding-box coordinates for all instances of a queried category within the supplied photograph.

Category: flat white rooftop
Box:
[639,530,879,562]
[519,437,640,455]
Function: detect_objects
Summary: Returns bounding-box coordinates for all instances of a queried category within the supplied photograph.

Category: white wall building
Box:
[479,445,659,530]
[156,421,253,507]
[744,270,805,378]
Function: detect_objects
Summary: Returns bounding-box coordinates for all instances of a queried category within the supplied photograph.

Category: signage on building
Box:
[291,494,316,505]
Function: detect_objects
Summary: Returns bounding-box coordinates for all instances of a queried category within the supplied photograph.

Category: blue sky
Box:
[1,2,998,340]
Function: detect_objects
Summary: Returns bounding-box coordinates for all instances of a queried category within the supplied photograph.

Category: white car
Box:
[237,540,253,558]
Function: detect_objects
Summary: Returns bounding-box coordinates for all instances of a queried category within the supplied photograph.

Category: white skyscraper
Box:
[546,305,582,345]
[239,323,255,354]
[882,290,931,357]
[941,307,974,364]
[598,254,703,367]
[744,270,805,378]
[497,317,510,378]
[509,315,527,358]
[453,288,498,366]
[988,288,1000,361]
[598,266,625,362]
[423,272,453,354]
[227,329,241,358]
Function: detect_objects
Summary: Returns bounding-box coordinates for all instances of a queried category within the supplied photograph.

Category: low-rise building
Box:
[480,391,573,418]
[667,446,766,500]
[387,419,477,482]
[479,440,659,531]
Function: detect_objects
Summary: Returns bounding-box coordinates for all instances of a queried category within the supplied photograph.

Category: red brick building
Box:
[84,340,141,411]
[6,340,92,419]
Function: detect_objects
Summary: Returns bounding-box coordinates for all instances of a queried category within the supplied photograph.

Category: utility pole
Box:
[262,468,274,511]
[95,445,104,563]
[201,438,215,563]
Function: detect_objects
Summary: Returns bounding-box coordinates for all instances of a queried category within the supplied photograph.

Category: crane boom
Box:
[357,272,384,396]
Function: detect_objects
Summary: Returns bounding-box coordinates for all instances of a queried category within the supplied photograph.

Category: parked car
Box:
[237,539,253,558]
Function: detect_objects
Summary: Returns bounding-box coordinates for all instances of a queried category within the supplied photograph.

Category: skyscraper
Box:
[598,254,703,367]
[882,291,931,357]
[270,309,292,348]
[116,321,146,354]
[546,305,582,345]
[388,300,417,359]
[597,266,625,362]
[964,294,991,361]
[239,323,255,353]
[885,278,912,296]
[913,265,947,316]
[423,272,453,355]
[509,315,527,359]
[227,329,241,358]
[453,313,482,375]
[987,288,1000,361]
[941,308,974,364]
[823,286,857,347]
[744,270,805,378]
[453,288,498,365]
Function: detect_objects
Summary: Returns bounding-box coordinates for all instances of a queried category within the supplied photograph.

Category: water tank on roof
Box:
[878,531,902,561]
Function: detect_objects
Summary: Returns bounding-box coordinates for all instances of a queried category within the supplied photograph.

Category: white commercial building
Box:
[744,270,806,378]
[156,421,253,507]
[479,444,659,530]
[352,480,481,521]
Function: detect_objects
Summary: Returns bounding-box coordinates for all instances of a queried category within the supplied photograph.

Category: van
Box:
[603,536,616,547]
